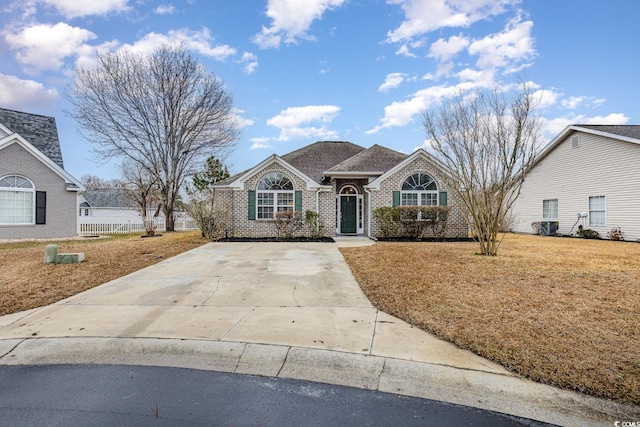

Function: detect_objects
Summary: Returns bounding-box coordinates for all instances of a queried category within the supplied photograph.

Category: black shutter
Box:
[35,191,46,224]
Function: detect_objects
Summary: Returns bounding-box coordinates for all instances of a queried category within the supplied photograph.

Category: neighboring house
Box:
[79,188,146,219]
[0,108,84,239]
[511,125,640,240]
[212,141,468,238]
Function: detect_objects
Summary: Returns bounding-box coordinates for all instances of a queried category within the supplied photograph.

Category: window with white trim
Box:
[257,172,294,219]
[0,175,35,225]
[542,199,558,219]
[589,196,606,226]
[401,173,438,206]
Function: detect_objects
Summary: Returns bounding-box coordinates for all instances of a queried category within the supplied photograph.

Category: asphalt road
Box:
[0,364,552,426]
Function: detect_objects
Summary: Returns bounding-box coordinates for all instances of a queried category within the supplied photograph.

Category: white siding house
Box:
[511,125,640,241]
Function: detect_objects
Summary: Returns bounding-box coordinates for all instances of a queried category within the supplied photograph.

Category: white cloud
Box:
[560,96,606,110]
[395,44,417,58]
[0,74,58,111]
[239,52,258,74]
[542,113,629,137]
[532,89,559,110]
[232,109,254,129]
[386,0,517,43]
[468,17,535,70]
[267,105,341,141]
[5,22,97,71]
[250,138,273,150]
[428,34,469,62]
[379,73,408,92]
[253,0,346,49]
[40,0,129,18]
[155,4,176,15]
[120,28,236,61]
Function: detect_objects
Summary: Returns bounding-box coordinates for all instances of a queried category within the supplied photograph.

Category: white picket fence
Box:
[78,216,198,236]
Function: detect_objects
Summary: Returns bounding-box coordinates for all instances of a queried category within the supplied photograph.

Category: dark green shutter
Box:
[392,191,400,207]
[35,191,46,224]
[248,190,256,220]
[294,190,302,212]
[438,191,448,206]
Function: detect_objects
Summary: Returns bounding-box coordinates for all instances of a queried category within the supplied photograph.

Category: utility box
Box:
[540,221,559,236]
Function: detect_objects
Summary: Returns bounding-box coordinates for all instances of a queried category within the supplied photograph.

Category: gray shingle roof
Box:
[281,141,365,184]
[83,188,137,208]
[0,107,64,169]
[576,125,640,140]
[325,144,407,174]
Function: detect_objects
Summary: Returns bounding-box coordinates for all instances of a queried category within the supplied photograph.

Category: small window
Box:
[543,199,558,219]
[257,172,294,219]
[589,196,606,226]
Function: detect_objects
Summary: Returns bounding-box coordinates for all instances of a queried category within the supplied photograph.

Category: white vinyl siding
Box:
[511,130,640,240]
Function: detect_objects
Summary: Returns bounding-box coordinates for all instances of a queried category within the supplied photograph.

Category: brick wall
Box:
[369,155,468,238]
[0,141,79,239]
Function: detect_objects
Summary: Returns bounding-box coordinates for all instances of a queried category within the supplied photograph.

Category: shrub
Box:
[397,206,429,238]
[422,206,450,241]
[577,227,599,239]
[372,207,400,238]
[274,211,304,239]
[185,189,229,240]
[531,221,541,235]
[304,210,324,238]
[607,226,625,241]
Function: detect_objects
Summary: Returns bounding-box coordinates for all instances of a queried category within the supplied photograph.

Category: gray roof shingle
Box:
[0,107,64,169]
[325,144,407,174]
[83,188,137,208]
[576,125,640,141]
[281,141,365,184]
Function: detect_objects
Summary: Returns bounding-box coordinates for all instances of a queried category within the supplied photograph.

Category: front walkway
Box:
[0,242,636,425]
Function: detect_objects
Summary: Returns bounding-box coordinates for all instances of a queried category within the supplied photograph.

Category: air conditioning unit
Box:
[540,221,559,236]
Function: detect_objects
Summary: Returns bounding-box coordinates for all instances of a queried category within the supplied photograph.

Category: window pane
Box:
[0,190,33,224]
[421,193,437,206]
[258,172,293,190]
[588,196,605,226]
[257,206,273,219]
[277,192,293,207]
[543,199,558,219]
[401,193,418,206]
[257,192,274,205]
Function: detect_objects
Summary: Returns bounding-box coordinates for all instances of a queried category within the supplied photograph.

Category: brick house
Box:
[213,141,468,238]
[0,108,84,239]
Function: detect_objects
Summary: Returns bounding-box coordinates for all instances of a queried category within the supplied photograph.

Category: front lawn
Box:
[340,233,640,405]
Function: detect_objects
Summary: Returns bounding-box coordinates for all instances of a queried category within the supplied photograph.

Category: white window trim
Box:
[336,185,364,235]
[400,191,438,206]
[588,195,606,227]
[256,190,294,220]
[0,175,36,225]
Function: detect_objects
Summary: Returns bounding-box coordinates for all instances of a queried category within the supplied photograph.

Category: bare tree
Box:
[80,174,118,190]
[121,162,162,237]
[68,43,239,231]
[423,85,541,256]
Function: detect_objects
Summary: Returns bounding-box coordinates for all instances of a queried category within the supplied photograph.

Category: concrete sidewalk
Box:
[0,240,637,425]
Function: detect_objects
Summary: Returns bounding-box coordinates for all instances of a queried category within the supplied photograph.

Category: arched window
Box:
[257,172,294,219]
[401,173,438,206]
[0,175,35,224]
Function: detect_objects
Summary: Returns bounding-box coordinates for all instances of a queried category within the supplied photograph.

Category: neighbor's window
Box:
[401,173,438,206]
[542,199,558,219]
[257,172,294,219]
[589,196,606,226]
[0,175,35,225]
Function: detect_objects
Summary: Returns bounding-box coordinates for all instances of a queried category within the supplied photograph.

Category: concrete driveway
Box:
[0,240,637,425]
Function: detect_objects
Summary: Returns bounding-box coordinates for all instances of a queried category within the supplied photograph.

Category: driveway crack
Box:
[201,276,221,305]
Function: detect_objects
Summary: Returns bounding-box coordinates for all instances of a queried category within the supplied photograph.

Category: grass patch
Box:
[0,231,209,316]
[340,233,640,405]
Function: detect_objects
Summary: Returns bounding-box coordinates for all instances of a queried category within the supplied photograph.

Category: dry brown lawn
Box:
[0,231,209,317]
[340,233,640,405]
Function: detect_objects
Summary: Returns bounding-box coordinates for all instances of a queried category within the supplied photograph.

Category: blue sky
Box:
[1,0,638,180]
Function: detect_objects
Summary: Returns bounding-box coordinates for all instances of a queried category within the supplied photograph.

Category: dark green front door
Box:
[340,196,357,234]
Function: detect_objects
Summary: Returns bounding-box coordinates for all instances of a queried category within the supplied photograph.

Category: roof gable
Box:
[366,148,448,190]
[535,124,640,165]
[325,144,407,176]
[0,108,64,169]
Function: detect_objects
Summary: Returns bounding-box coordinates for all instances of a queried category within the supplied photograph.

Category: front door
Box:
[340,196,357,234]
